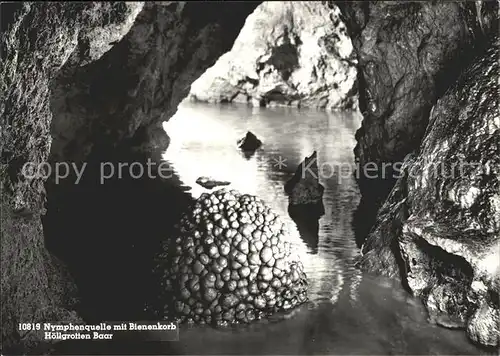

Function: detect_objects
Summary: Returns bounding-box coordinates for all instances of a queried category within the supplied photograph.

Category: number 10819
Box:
[18,323,41,331]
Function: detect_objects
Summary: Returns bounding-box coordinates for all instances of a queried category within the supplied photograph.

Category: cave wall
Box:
[363,37,499,348]
[1,2,144,214]
[0,2,259,353]
[0,3,144,353]
[335,1,498,196]
[338,1,499,249]
[335,0,499,261]
[335,1,499,347]
[49,1,261,165]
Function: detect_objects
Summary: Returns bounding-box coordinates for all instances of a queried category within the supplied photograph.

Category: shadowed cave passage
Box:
[42,149,193,323]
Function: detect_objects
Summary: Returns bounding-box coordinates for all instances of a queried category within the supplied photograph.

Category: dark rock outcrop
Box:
[1,1,144,214]
[335,1,499,195]
[285,151,325,212]
[189,1,358,110]
[196,176,231,190]
[237,131,262,157]
[359,38,500,347]
[356,155,414,278]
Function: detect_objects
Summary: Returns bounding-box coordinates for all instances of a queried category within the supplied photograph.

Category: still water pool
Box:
[159,101,482,355]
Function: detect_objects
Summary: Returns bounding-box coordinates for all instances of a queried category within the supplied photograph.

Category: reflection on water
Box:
[161,101,482,355]
[288,204,322,254]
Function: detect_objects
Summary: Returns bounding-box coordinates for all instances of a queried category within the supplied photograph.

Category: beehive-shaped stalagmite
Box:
[155,189,308,325]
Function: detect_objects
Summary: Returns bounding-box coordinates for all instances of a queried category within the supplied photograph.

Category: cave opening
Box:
[2,1,499,355]
[41,0,367,330]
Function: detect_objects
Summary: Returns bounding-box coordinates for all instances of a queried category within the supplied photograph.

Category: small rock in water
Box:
[237,131,262,155]
[284,151,324,212]
[196,177,231,190]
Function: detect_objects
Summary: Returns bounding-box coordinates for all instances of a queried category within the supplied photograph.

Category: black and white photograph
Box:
[1,1,499,355]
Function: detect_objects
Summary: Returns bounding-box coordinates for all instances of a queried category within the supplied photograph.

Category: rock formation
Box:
[237,131,262,156]
[359,38,500,347]
[152,189,308,324]
[0,3,143,353]
[336,1,499,348]
[288,206,321,255]
[188,1,358,110]
[196,176,231,190]
[285,152,325,254]
[49,2,261,165]
[336,1,499,193]
[285,151,325,210]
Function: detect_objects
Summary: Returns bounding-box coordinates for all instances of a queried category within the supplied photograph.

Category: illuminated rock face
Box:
[359,39,500,347]
[155,189,308,325]
[188,1,358,110]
